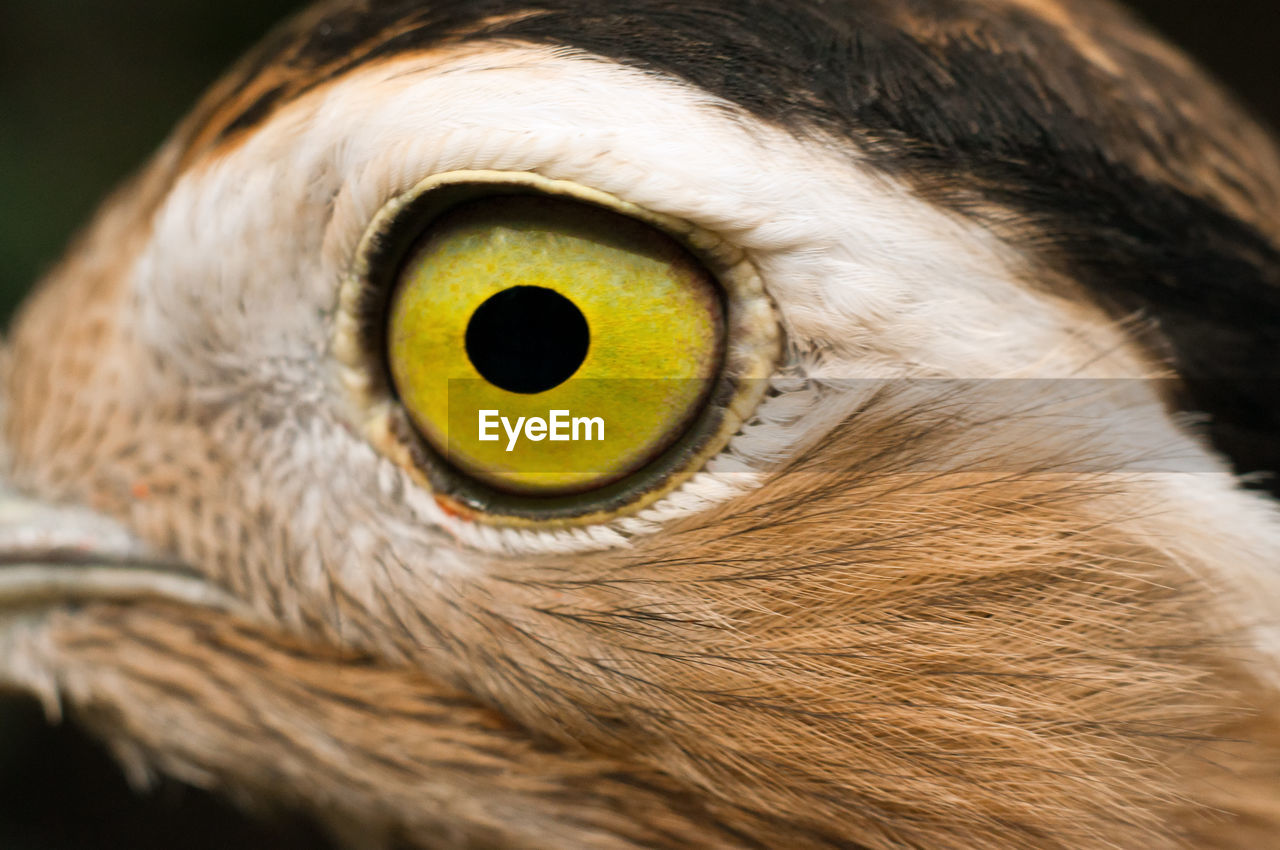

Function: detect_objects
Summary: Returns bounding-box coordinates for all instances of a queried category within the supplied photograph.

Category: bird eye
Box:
[337,172,779,525]
[387,194,725,495]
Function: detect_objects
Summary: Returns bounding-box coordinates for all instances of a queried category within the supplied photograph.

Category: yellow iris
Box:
[387,194,724,495]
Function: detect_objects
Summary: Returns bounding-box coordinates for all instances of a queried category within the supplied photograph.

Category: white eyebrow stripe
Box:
[145,44,1148,385]
[123,46,1280,679]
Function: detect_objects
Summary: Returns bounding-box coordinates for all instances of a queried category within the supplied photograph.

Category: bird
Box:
[1,0,1278,847]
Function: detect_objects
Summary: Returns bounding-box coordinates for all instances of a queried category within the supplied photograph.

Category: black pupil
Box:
[465,286,590,394]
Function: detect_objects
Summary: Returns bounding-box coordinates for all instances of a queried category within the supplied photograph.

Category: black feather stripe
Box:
[207,0,1280,493]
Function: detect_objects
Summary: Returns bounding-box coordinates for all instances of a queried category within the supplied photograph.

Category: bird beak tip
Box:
[0,482,243,703]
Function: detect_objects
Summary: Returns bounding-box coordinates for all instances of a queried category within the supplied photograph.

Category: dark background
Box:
[0,1,1276,847]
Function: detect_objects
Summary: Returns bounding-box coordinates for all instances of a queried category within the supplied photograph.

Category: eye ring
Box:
[335,170,779,527]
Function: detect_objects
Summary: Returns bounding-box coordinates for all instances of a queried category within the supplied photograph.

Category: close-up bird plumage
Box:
[0,0,1278,847]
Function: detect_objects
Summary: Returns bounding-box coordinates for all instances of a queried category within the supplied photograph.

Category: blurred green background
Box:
[0,0,305,318]
[0,0,1275,847]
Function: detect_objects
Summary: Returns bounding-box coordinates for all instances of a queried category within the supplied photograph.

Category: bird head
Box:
[2,1,1279,847]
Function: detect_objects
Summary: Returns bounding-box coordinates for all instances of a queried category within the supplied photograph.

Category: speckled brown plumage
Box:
[2,1,1279,848]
